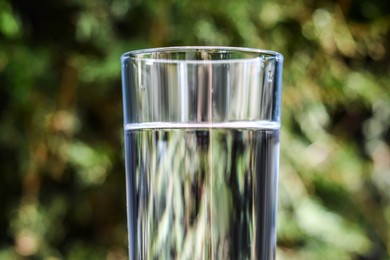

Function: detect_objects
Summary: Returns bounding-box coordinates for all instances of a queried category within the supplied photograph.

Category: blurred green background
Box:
[1,0,390,259]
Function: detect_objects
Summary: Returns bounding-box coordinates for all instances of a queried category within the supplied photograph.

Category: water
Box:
[125,122,280,260]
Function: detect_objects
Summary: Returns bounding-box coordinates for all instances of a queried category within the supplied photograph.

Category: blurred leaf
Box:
[0,1,21,39]
[67,141,112,186]
[296,198,371,254]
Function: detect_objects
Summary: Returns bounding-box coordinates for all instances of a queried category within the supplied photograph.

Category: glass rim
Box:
[121,46,283,64]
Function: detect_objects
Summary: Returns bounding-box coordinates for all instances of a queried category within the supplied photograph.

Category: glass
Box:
[121,46,283,260]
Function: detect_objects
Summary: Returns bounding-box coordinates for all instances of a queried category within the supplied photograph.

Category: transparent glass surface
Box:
[121,46,283,260]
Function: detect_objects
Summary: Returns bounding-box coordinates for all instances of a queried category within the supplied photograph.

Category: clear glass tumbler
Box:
[121,46,283,260]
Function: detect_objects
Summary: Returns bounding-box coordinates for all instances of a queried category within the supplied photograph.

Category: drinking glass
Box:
[121,46,283,260]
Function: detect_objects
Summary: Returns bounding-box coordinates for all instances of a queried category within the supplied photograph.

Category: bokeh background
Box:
[1,0,390,259]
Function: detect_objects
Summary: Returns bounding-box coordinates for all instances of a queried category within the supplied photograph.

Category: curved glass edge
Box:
[121,46,284,64]
[121,46,284,126]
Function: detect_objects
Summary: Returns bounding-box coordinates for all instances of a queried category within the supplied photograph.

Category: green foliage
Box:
[0,0,389,258]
